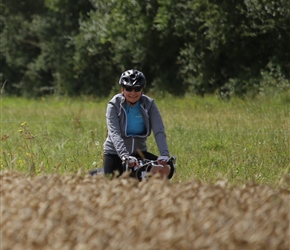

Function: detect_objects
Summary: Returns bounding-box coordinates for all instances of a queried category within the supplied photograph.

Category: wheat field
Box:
[1,171,289,250]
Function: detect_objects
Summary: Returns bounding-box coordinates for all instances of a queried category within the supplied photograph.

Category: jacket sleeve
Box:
[148,101,170,156]
[106,102,129,158]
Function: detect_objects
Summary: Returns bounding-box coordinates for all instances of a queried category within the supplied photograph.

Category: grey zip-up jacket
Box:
[104,93,170,159]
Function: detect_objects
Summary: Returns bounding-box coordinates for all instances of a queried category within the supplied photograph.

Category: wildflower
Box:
[21,122,27,127]
[18,130,23,133]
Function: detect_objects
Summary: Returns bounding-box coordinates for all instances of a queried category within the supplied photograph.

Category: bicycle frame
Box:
[123,156,176,180]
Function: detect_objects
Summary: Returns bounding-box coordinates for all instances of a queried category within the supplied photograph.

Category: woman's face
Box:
[122,86,143,105]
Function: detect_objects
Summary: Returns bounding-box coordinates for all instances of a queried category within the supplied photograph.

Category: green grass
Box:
[1,94,289,187]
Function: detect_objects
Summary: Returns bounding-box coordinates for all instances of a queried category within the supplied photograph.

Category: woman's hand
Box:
[157,156,170,165]
[122,155,139,168]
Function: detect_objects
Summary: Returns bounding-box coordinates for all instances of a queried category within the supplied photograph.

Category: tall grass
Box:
[155,94,289,186]
[1,94,289,187]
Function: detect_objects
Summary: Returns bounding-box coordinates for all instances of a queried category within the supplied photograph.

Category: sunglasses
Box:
[124,86,143,92]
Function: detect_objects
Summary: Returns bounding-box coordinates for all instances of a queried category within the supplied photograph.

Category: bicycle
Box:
[124,156,176,181]
[89,156,176,181]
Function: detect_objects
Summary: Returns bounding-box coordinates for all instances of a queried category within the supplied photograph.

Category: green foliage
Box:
[1,0,93,97]
[166,0,290,95]
[1,0,290,97]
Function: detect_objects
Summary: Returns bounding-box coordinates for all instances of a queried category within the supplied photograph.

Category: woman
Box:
[92,69,173,178]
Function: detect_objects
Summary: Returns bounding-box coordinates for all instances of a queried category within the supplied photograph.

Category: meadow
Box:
[1,94,289,186]
[1,94,290,249]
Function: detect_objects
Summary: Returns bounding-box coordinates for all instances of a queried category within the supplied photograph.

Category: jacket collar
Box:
[120,94,144,107]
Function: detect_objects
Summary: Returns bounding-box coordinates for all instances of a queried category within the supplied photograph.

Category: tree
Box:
[154,0,290,95]
[74,0,186,95]
[1,0,93,96]
[1,0,289,97]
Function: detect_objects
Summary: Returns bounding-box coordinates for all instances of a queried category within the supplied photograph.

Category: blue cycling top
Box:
[125,101,146,136]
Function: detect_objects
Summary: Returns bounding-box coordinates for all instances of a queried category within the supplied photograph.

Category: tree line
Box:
[1,0,290,97]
